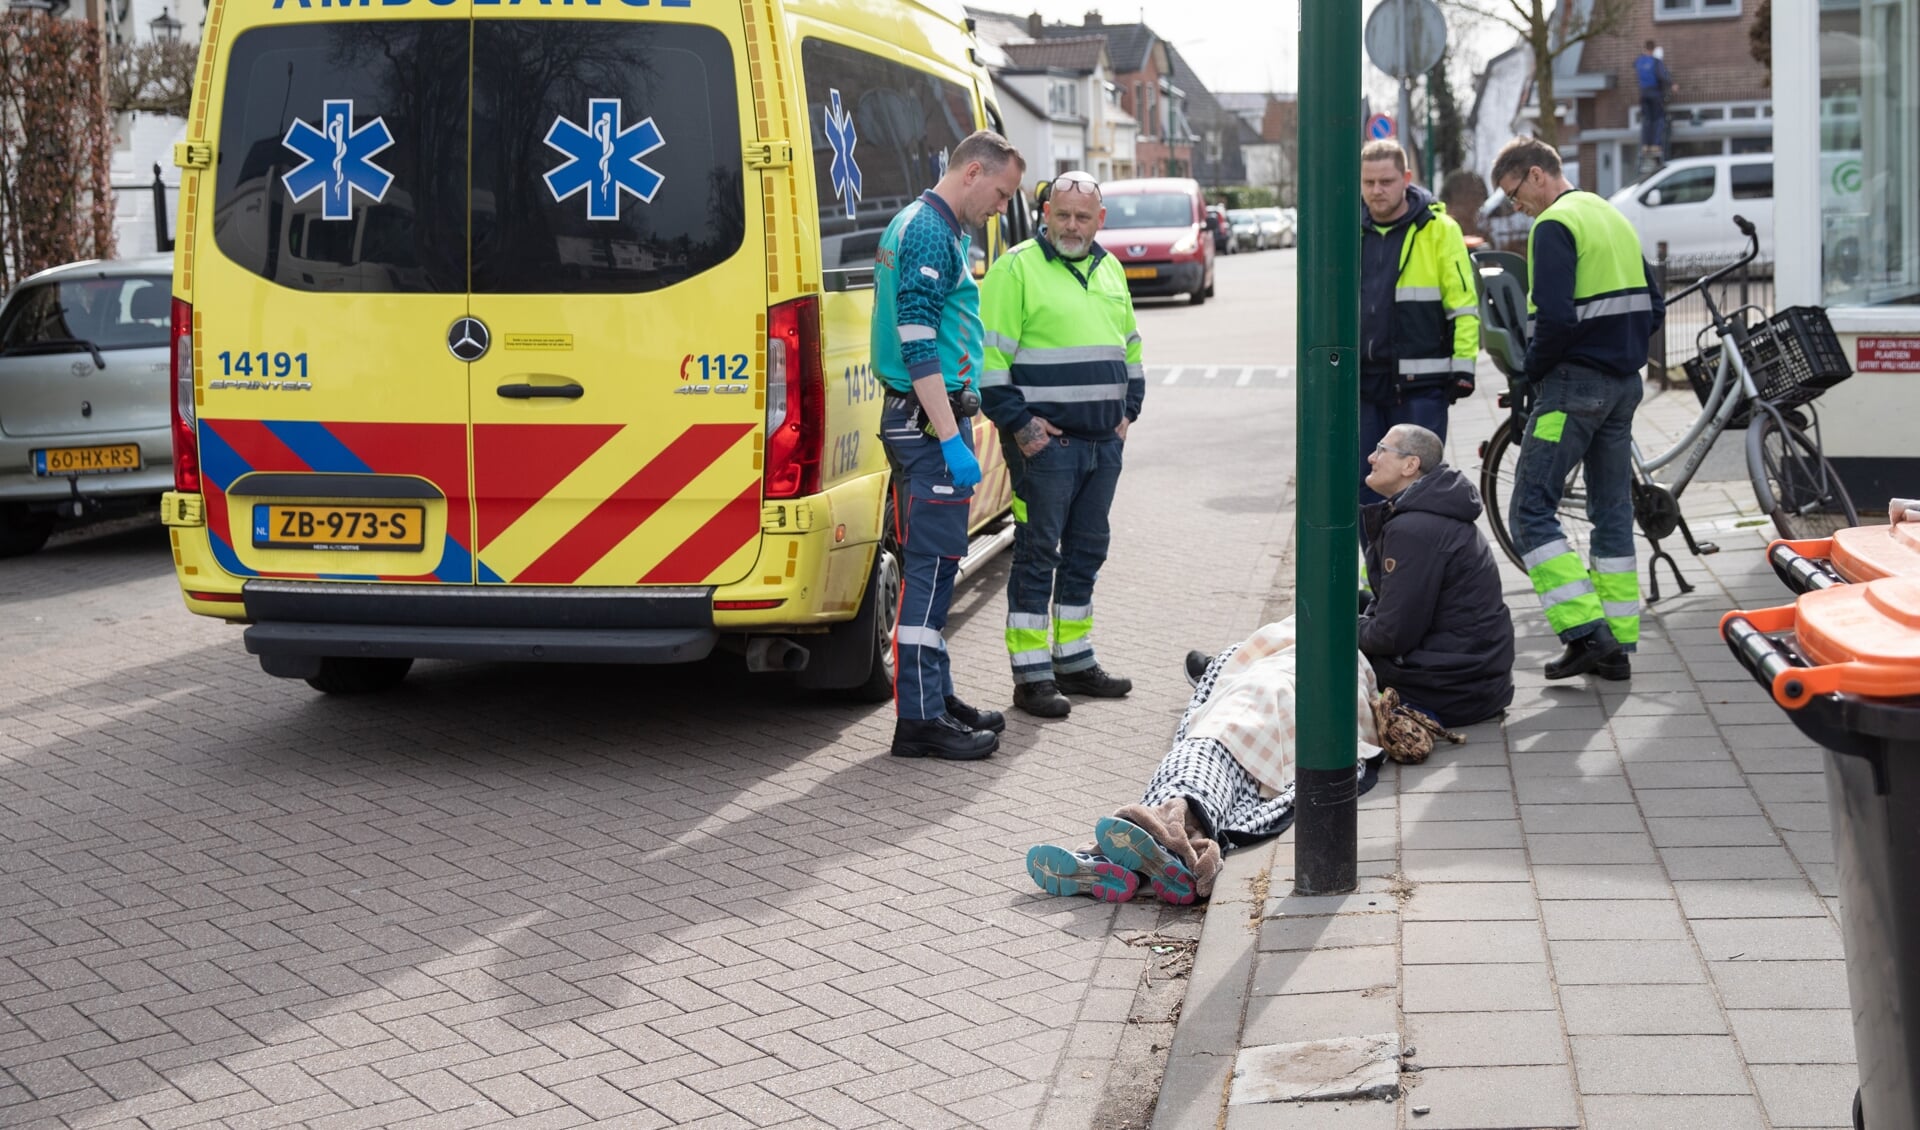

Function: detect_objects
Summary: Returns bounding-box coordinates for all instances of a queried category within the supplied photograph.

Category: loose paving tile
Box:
[1228,1034,1402,1105]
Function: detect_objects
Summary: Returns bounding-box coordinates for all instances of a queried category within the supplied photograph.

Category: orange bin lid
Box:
[1830,522,1920,583]
[1787,576,1920,703]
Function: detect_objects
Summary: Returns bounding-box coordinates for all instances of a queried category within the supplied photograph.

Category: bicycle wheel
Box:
[1747,412,1859,540]
[1478,415,1598,572]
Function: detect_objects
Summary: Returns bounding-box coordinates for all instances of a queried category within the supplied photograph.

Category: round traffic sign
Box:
[1367,113,1395,140]
[1365,0,1447,80]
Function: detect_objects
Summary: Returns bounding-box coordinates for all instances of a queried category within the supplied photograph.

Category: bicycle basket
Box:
[1685,306,1853,430]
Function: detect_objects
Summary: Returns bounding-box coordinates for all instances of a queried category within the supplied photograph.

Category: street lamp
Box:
[149,5,181,41]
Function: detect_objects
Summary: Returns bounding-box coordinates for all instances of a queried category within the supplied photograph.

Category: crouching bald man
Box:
[1360,424,1516,727]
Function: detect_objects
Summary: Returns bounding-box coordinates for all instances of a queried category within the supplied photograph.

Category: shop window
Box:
[1656,0,1740,18]
[1820,0,1920,307]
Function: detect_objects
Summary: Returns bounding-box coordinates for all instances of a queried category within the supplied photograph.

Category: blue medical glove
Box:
[940,433,982,487]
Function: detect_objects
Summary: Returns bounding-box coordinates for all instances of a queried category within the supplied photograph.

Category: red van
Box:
[1094,177,1216,305]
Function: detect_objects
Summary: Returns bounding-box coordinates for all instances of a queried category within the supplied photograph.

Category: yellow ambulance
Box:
[161,0,1026,696]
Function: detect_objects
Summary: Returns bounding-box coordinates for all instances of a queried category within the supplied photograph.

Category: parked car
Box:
[1095,177,1216,305]
[0,255,174,556]
[1205,205,1234,254]
[1609,154,1773,264]
[1279,207,1298,245]
[1226,208,1265,251]
[1256,206,1295,249]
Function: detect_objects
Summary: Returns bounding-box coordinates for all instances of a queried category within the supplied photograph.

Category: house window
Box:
[1655,0,1739,18]
[1820,0,1919,307]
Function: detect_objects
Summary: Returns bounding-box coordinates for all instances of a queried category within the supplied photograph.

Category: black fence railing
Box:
[1647,245,1774,386]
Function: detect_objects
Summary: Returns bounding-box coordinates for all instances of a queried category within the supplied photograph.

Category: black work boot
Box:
[1183,650,1211,687]
[945,695,1006,734]
[1013,680,1072,718]
[1545,626,1625,680]
[1056,665,1133,698]
[891,714,997,760]
[1595,653,1632,681]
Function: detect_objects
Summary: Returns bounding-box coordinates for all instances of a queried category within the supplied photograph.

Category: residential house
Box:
[1168,44,1256,187]
[1216,91,1299,203]
[1517,0,1771,195]
[1034,13,1195,178]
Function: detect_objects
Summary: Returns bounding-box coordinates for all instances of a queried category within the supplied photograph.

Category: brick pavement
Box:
[0,374,1294,1129]
[1153,378,1862,1130]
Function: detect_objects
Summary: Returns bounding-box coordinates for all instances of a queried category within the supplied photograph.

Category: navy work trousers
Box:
[881,399,974,720]
[1001,431,1124,684]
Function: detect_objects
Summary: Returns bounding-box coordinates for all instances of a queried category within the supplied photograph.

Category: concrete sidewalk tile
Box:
[1401,849,1529,884]
[1404,1010,1567,1067]
[1732,746,1826,775]
[1519,804,1643,834]
[1583,1094,1767,1129]
[1674,879,1827,920]
[1507,750,1624,778]
[1615,736,1738,763]
[1570,1034,1751,1094]
[1622,761,1749,790]
[1728,1009,1856,1064]
[1251,947,1396,998]
[1549,941,1706,985]
[1524,833,1657,865]
[1748,774,1828,805]
[1510,729,1619,754]
[1763,802,1833,834]
[1398,765,1512,794]
[1171,915,1259,1059]
[1531,864,1673,901]
[1242,990,1399,1050]
[1750,1063,1861,1129]
[1708,960,1851,1009]
[1690,917,1845,962]
[1635,788,1765,818]
[1559,984,1728,1035]
[1708,701,1793,727]
[1263,886,1399,919]
[1659,846,1804,881]
[1403,883,1538,922]
[1514,776,1635,805]
[1540,899,1686,941]
[1647,816,1782,847]
[1401,962,1555,1013]
[1609,714,1723,739]
[1224,1099,1397,1129]
[1717,724,1828,752]
[1400,921,1545,965]
[1401,793,1516,823]
[1783,830,1836,864]
[1397,1065,1579,1129]
[1258,913,1398,954]
[1400,821,1522,850]
[1505,706,1608,734]
[1147,1053,1230,1130]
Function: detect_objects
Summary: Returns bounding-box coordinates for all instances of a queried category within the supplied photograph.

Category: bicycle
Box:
[1472,215,1859,603]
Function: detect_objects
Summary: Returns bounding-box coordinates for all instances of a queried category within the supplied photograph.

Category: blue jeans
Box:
[1360,390,1450,506]
[881,400,974,719]
[1509,363,1642,641]
[1003,431,1124,683]
[1640,94,1668,150]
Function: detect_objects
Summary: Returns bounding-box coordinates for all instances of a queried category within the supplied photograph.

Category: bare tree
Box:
[1440,0,1632,147]
[109,39,195,118]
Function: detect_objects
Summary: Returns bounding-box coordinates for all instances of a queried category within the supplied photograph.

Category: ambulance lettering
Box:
[544,98,665,221]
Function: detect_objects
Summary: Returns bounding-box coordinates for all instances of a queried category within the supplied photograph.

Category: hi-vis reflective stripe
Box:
[982,367,1012,387]
[1013,343,1129,365]
[899,324,937,342]
[1398,358,1454,374]
[478,422,757,586]
[898,625,947,649]
[1447,305,1477,319]
[1007,612,1050,630]
[984,330,1019,354]
[1127,363,1145,382]
[1522,538,1574,572]
[1031,383,1126,403]
[1395,286,1441,301]
[1576,293,1655,320]
[1054,603,1092,621]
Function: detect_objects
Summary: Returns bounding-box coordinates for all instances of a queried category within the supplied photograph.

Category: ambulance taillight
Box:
[170,298,199,493]
[764,296,825,499]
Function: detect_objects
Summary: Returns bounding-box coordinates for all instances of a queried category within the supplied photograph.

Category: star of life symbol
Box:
[281,100,395,222]
[543,98,665,221]
[824,88,861,221]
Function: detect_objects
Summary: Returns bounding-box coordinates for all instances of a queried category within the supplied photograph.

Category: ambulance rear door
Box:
[464,6,767,589]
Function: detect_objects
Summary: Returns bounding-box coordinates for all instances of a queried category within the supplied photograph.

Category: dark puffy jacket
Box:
[1359,465,1515,727]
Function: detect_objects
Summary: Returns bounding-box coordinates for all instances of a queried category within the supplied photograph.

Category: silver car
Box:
[0,256,174,556]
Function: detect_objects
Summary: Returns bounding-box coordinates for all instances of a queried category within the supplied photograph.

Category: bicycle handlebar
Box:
[1661,216,1761,307]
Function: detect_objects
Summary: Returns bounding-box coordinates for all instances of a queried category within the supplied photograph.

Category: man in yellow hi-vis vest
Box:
[1490,137,1664,681]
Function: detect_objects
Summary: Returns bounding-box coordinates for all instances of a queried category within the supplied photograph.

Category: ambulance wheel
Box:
[0,504,55,558]
[843,539,902,702]
[305,656,413,695]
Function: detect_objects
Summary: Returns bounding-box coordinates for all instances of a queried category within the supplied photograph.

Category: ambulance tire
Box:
[305,656,414,695]
[801,513,901,700]
[0,504,55,558]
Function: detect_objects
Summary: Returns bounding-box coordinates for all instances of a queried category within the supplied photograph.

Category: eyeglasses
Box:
[1374,442,1416,458]
[1051,173,1101,198]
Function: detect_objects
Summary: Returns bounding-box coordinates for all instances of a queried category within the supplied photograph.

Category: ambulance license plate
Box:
[34,443,141,475]
[1124,267,1157,280]
[253,504,425,551]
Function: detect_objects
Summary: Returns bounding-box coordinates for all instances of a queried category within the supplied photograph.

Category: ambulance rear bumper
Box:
[246,622,718,677]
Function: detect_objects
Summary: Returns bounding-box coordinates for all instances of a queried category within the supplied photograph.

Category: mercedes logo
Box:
[447,316,490,362]
[1127,244,1147,257]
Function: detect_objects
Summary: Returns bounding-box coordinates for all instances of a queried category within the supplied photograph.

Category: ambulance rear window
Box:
[212,23,471,294]
[470,22,744,295]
